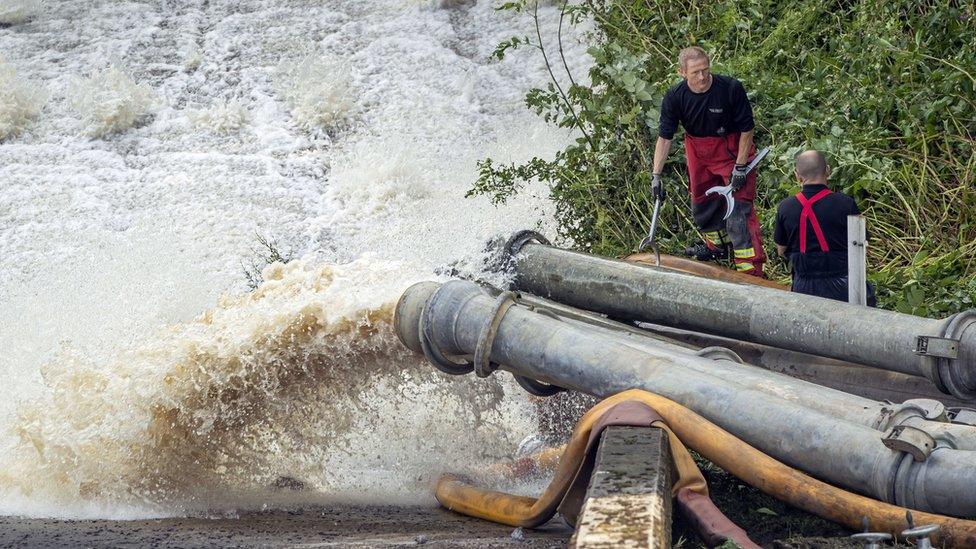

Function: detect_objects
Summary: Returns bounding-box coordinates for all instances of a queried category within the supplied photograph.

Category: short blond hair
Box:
[678,46,709,69]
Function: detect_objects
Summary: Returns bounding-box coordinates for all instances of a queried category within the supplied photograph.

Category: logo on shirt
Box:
[709,107,724,113]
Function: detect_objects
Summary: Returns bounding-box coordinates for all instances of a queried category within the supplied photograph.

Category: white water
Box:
[0,0,590,518]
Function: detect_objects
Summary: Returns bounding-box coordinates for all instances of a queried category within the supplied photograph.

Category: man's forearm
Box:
[736,130,754,165]
[652,137,672,174]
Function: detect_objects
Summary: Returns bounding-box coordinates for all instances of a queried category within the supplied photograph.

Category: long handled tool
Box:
[638,193,663,264]
[704,146,772,220]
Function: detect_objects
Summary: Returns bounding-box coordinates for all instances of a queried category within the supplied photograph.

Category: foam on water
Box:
[0,0,591,518]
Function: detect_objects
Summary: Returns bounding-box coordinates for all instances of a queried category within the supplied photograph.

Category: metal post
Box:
[849,215,868,306]
[571,426,672,548]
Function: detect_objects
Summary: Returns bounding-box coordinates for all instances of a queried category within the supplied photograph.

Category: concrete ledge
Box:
[571,426,674,548]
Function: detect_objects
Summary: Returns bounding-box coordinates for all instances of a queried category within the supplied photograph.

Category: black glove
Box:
[651,173,665,201]
[729,163,748,191]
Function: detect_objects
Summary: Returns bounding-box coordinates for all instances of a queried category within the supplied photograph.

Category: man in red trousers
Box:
[650,46,765,277]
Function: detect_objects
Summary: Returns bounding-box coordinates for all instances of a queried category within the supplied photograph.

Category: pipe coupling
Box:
[486,230,550,288]
[918,309,976,400]
[872,399,947,432]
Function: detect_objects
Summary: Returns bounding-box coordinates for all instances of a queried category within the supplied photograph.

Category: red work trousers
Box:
[684,133,766,277]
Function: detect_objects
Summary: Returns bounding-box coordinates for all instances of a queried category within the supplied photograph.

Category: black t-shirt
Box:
[774,184,860,277]
[658,74,755,139]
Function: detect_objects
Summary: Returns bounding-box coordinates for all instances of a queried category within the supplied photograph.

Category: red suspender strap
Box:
[795,189,832,253]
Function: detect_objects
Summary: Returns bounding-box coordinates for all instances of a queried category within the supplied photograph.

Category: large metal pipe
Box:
[643,323,976,408]
[394,280,976,517]
[511,293,976,448]
[562,315,976,450]
[503,238,976,401]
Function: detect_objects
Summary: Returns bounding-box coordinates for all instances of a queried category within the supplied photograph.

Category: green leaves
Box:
[490,36,529,61]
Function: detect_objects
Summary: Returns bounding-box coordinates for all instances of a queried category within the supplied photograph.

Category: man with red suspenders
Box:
[651,46,766,277]
[774,150,874,304]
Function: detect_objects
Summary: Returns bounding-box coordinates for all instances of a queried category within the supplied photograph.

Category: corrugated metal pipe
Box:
[394,279,976,518]
[496,231,976,401]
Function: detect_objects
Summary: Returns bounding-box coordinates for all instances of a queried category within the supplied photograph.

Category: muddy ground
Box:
[0,505,572,548]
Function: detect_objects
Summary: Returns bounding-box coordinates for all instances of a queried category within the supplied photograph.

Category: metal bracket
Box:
[882,425,936,462]
[914,335,959,359]
[948,407,976,426]
[871,399,947,431]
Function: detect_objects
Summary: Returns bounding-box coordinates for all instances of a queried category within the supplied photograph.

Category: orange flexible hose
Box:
[437,389,976,547]
[436,393,706,528]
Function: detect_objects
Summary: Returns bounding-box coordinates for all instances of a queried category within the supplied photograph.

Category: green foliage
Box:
[473,0,976,316]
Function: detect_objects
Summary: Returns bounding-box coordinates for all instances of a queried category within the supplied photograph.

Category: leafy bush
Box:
[471,0,976,317]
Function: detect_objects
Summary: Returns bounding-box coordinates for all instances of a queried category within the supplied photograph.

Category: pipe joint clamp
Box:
[872,399,947,432]
[882,425,937,462]
[918,309,976,400]
[474,291,517,378]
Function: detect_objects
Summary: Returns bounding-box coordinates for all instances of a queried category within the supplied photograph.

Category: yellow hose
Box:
[436,389,976,547]
[436,391,707,527]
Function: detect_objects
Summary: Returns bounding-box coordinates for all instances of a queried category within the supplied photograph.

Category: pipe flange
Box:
[474,291,517,378]
[494,230,551,288]
[935,309,976,400]
[891,452,919,508]
[419,284,476,376]
[505,229,551,257]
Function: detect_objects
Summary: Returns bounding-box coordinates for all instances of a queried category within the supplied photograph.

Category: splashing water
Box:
[0,0,591,518]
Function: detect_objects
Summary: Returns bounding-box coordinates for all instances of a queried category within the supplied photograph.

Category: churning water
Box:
[0,0,590,518]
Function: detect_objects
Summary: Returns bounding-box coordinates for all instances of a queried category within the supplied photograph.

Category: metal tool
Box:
[704,146,772,220]
[902,510,939,549]
[638,193,663,264]
[851,516,892,549]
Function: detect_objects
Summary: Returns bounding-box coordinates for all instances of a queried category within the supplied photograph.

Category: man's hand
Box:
[729,163,748,191]
[651,173,665,201]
